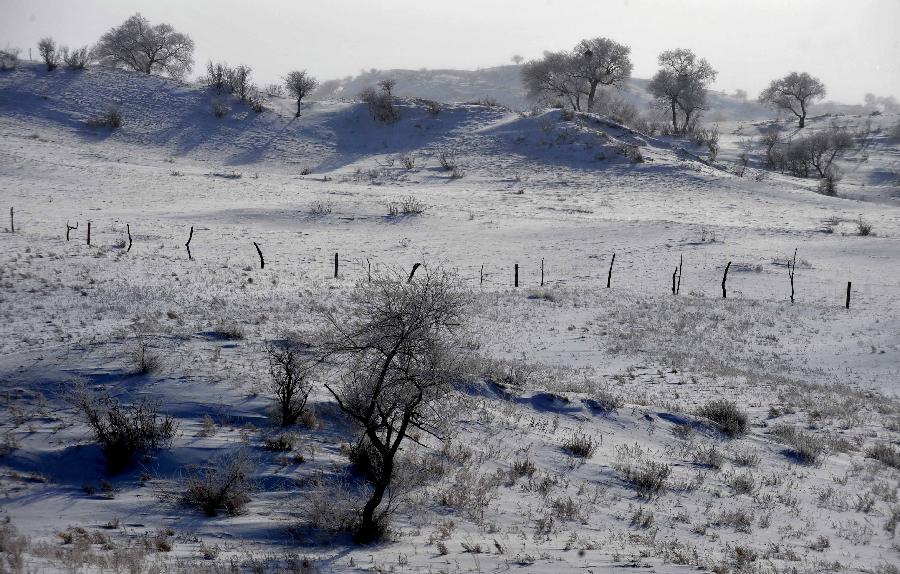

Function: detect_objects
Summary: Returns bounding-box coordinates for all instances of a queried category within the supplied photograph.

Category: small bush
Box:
[418,98,441,115]
[438,150,457,171]
[298,478,365,534]
[857,217,873,236]
[62,46,91,69]
[387,196,427,216]
[511,457,537,478]
[725,471,757,495]
[693,443,724,470]
[591,387,624,413]
[263,432,297,452]
[697,400,748,437]
[266,341,313,427]
[360,85,399,123]
[182,450,253,516]
[731,447,760,467]
[73,387,177,472]
[212,101,229,118]
[866,443,900,470]
[308,200,333,216]
[86,107,122,129]
[0,48,20,71]
[562,433,597,458]
[399,155,415,170]
[38,37,59,71]
[771,424,827,465]
[618,459,671,498]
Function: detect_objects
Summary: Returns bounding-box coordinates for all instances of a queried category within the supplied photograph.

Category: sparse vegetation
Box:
[265,340,313,427]
[182,450,253,516]
[86,107,123,129]
[771,423,827,465]
[387,196,427,216]
[562,433,597,458]
[73,386,177,472]
[697,400,748,437]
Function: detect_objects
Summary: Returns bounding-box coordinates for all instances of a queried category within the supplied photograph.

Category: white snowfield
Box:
[1,63,899,573]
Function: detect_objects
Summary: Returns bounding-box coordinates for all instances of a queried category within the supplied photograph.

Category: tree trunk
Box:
[671,102,678,134]
[355,450,392,543]
[587,82,598,112]
[296,99,301,117]
[799,101,806,128]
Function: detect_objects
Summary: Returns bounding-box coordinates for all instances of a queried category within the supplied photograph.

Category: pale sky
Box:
[2,0,898,103]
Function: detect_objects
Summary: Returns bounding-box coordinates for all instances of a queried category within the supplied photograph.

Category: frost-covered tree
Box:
[93,13,194,79]
[571,37,633,111]
[60,46,92,70]
[316,267,468,543]
[758,72,825,128]
[522,50,587,110]
[511,54,524,65]
[522,37,632,112]
[648,48,717,133]
[38,37,59,71]
[284,70,319,116]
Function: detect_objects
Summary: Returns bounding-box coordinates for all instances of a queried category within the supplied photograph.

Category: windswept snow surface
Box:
[1,64,899,573]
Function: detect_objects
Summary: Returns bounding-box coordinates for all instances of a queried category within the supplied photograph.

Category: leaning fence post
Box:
[845,281,851,309]
[607,253,615,288]
[367,258,372,282]
[514,263,519,288]
[676,254,682,295]
[184,226,193,259]
[253,242,264,269]
[408,263,421,282]
[66,221,78,241]
[126,224,132,252]
[722,261,731,299]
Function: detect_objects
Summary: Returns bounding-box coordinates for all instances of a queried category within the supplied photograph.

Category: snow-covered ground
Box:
[1,63,899,573]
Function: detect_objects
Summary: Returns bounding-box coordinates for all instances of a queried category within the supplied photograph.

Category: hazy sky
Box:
[2,0,898,103]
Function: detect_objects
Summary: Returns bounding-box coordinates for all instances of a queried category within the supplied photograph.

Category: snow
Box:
[1,62,899,573]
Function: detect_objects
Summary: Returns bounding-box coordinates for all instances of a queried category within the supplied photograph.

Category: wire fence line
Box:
[6,211,897,312]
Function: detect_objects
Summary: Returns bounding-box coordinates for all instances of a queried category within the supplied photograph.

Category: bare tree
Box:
[511,54,524,65]
[522,50,587,110]
[377,78,396,97]
[758,72,826,128]
[284,70,319,116]
[571,37,633,111]
[265,340,314,426]
[38,37,59,71]
[316,267,468,543]
[94,13,194,79]
[647,49,717,133]
[226,64,252,100]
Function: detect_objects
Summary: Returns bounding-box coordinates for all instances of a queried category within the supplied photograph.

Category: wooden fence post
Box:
[367,258,372,282]
[66,221,78,241]
[607,253,615,288]
[87,221,91,246]
[9,207,13,233]
[185,226,193,259]
[676,254,682,295]
[722,261,731,299]
[514,263,519,288]
[334,252,338,279]
[480,264,484,285]
[253,242,264,269]
[408,263,421,282]
[846,282,851,309]
[126,224,132,252]
[788,248,797,303]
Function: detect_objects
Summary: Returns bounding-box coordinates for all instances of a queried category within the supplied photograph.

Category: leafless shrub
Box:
[38,37,60,71]
[308,200,333,216]
[771,424,827,465]
[629,506,655,528]
[549,496,581,521]
[417,98,441,115]
[715,508,754,533]
[0,48,20,71]
[360,85,400,123]
[731,447,760,467]
[226,64,252,101]
[615,444,671,498]
[263,432,298,452]
[510,457,537,479]
[265,340,314,427]
[61,46,91,69]
[211,101,229,118]
[86,107,122,129]
[399,155,415,170]
[725,471,757,495]
[265,83,284,97]
[866,443,900,470]
[387,196,427,216]
[297,477,366,535]
[590,387,624,413]
[696,400,748,437]
[449,166,465,179]
[818,166,841,195]
[72,386,176,472]
[562,433,597,458]
[182,449,253,516]
[693,443,724,470]
[618,143,644,163]
[438,150,457,171]
[857,217,873,236]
